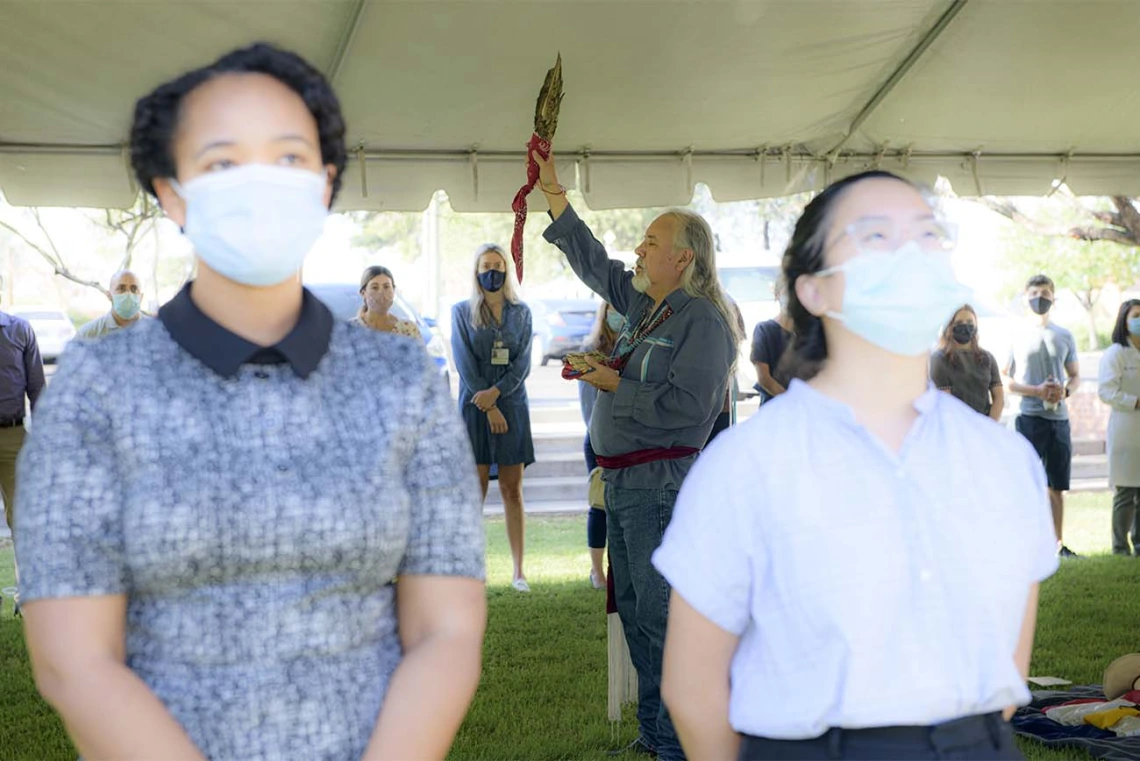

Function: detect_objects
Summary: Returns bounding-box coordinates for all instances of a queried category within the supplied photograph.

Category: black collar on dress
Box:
[159,283,334,379]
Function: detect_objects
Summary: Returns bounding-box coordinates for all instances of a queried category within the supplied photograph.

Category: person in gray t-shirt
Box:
[930,304,1004,421]
[1003,274,1080,558]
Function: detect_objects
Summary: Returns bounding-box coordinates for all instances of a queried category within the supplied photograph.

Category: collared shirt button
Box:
[254,370,270,379]
[276,463,290,473]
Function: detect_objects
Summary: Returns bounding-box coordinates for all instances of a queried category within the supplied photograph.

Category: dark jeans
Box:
[739,713,1021,760]
[1111,486,1140,555]
[606,484,684,761]
[585,434,607,549]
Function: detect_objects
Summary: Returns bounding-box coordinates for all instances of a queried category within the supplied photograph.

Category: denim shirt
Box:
[543,205,735,490]
[450,300,533,409]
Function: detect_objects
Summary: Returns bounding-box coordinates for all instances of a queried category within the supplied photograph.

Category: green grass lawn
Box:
[0,492,1137,761]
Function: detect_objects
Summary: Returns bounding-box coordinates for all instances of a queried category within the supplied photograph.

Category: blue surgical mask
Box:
[478,270,506,293]
[1128,317,1140,337]
[174,164,328,287]
[605,311,625,332]
[112,292,141,320]
[818,241,973,356]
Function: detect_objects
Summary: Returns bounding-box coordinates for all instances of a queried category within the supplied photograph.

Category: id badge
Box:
[491,341,510,366]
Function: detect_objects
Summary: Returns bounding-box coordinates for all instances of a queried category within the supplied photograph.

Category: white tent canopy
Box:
[2,0,1139,211]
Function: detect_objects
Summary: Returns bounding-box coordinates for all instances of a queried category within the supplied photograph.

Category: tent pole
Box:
[827,0,969,161]
[328,0,368,84]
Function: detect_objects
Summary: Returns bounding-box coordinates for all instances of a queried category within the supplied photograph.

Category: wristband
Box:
[540,181,567,195]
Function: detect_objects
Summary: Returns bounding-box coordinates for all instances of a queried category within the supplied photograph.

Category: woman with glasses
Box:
[15,44,485,761]
[931,304,1005,421]
[653,171,1058,760]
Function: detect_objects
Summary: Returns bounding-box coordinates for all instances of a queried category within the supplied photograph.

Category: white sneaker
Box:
[512,578,531,593]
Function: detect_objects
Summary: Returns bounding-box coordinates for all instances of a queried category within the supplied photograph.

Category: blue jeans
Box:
[605,484,685,761]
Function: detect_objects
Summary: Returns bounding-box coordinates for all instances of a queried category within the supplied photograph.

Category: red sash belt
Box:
[595,446,699,470]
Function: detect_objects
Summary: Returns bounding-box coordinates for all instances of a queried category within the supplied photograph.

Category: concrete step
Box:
[484,476,588,506]
[527,451,589,479]
[1071,454,1107,479]
[528,403,586,427]
[1074,439,1106,456]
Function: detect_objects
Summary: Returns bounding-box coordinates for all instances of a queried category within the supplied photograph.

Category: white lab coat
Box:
[1098,343,1140,487]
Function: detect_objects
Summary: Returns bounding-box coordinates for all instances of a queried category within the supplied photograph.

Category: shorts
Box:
[1015,415,1072,492]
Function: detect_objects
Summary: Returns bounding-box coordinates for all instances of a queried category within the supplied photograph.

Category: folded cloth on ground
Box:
[1013,685,1140,760]
[1046,698,1138,726]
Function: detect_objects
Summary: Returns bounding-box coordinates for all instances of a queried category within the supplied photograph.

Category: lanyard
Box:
[611,301,673,372]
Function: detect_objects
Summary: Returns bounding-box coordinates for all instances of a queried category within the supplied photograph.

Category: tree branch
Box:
[978,195,1139,246]
[0,217,110,297]
[1068,225,1138,246]
[978,197,1072,237]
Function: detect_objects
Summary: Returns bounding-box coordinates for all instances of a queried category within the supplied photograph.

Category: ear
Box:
[323,165,338,209]
[152,178,187,229]
[676,247,695,272]
[795,273,831,318]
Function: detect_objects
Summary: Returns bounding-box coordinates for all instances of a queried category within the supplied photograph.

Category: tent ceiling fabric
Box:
[2,0,1139,210]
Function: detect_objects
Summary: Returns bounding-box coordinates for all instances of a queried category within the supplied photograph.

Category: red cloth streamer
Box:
[510,133,551,284]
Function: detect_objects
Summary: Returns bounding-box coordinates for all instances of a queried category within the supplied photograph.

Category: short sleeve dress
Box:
[450,300,536,467]
[15,293,485,761]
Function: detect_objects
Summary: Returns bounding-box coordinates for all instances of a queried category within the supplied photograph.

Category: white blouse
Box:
[653,380,1058,739]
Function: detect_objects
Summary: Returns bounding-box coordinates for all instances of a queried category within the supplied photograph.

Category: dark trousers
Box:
[606,484,684,761]
[1111,486,1140,555]
[739,713,1022,760]
[584,433,606,549]
[705,410,732,447]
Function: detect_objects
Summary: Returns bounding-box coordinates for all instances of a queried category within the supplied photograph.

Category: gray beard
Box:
[631,272,650,293]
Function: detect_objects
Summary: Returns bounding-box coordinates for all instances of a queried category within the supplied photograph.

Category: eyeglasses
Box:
[840,217,958,254]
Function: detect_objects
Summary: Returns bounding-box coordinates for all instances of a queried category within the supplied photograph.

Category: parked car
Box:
[12,307,76,363]
[529,298,600,366]
[304,283,452,385]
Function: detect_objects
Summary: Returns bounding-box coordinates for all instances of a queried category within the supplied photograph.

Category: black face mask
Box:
[1029,297,1053,316]
[478,270,506,293]
[951,323,976,345]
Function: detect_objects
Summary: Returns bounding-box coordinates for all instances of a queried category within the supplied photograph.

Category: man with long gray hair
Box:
[534,149,739,761]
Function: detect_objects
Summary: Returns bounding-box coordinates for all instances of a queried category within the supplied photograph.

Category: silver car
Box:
[12,307,76,363]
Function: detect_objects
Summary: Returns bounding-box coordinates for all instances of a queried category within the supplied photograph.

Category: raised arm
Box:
[534,150,637,314]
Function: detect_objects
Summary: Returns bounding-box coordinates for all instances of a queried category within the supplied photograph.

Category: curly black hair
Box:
[129,43,347,205]
[781,170,919,381]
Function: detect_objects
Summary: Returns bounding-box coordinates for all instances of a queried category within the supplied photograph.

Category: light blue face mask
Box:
[1128,317,1140,337]
[818,241,973,357]
[174,164,329,287]
[605,310,625,332]
[112,292,141,320]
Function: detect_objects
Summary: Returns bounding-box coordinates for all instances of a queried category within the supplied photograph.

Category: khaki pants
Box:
[0,424,26,601]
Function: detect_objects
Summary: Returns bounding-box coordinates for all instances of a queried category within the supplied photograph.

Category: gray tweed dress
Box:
[15,292,485,761]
